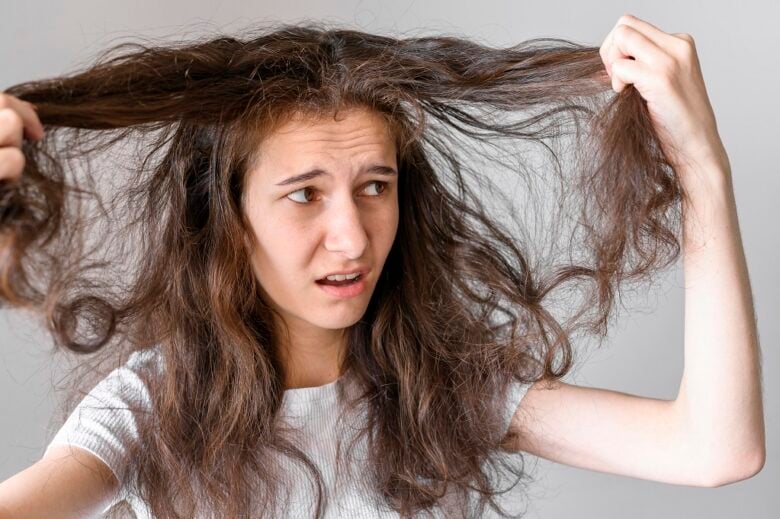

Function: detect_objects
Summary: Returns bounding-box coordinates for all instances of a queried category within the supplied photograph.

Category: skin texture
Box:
[242,106,399,389]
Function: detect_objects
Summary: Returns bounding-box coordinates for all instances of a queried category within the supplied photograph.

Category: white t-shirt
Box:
[44,348,531,518]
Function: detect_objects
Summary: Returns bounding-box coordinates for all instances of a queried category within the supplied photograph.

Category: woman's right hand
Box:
[0,92,45,182]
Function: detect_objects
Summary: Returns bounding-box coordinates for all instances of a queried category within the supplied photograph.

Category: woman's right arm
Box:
[0,94,119,517]
[0,445,120,519]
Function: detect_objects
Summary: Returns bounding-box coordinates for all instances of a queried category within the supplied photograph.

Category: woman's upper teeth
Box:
[326,272,360,281]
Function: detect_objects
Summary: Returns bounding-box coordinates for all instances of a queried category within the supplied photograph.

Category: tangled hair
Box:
[1,20,687,519]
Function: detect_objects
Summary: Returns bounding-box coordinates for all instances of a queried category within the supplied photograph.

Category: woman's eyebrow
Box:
[274,164,398,186]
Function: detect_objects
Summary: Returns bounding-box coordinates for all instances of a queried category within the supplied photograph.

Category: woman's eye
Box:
[364,180,388,196]
[286,181,388,205]
[286,186,317,204]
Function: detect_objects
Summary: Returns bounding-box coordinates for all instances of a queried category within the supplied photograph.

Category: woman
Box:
[0,13,764,518]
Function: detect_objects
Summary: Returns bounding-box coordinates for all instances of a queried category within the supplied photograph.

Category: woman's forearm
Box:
[674,152,765,481]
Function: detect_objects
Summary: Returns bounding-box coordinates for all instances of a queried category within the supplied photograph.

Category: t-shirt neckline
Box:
[281,367,352,405]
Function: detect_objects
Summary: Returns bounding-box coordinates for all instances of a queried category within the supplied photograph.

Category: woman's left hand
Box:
[599,14,730,176]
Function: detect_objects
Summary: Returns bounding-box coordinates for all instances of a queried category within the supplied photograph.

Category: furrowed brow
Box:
[275,164,397,186]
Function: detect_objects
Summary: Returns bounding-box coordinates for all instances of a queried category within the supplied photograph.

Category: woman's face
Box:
[242,107,399,335]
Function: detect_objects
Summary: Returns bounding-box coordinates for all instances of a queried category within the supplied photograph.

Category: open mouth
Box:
[315,273,363,286]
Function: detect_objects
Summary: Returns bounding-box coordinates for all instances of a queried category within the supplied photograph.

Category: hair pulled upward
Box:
[1,20,685,519]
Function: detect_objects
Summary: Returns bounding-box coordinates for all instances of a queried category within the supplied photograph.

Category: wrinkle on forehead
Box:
[240,104,400,203]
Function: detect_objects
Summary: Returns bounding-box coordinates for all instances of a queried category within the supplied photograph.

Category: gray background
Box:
[1,0,776,517]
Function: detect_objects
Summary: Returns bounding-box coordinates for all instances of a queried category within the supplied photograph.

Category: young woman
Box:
[0,13,764,519]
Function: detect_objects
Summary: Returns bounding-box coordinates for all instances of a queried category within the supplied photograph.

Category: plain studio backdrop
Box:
[0,1,776,517]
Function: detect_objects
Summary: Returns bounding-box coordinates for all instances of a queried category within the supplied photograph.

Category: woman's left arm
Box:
[505,14,765,488]
[606,13,766,476]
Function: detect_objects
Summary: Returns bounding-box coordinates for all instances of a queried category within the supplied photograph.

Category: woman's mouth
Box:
[315,273,366,298]
[316,273,362,286]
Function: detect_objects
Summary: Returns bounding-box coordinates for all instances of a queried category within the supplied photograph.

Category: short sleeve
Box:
[501,379,532,436]
[43,349,157,514]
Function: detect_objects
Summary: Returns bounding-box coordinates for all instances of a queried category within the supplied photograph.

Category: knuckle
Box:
[615,24,632,38]
[612,25,630,45]
[681,39,696,57]
[0,107,23,130]
[678,32,695,44]
[616,24,639,47]
[672,33,696,57]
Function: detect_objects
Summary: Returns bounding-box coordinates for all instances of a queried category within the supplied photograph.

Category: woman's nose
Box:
[322,198,369,256]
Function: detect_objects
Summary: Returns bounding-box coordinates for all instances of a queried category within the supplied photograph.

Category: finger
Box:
[617,14,679,50]
[608,24,670,72]
[610,57,653,93]
[0,93,45,142]
[0,108,24,148]
[600,13,678,78]
[599,21,621,77]
[0,146,26,181]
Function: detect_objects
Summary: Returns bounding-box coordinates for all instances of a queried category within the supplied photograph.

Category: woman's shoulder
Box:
[41,345,165,513]
[90,345,163,404]
[125,344,165,372]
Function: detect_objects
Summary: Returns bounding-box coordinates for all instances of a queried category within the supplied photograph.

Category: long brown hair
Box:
[1,20,685,518]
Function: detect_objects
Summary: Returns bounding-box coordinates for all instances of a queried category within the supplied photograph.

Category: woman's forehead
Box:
[255,110,396,167]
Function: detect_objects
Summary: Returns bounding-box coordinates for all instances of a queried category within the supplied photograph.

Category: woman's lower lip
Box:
[315,276,367,298]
